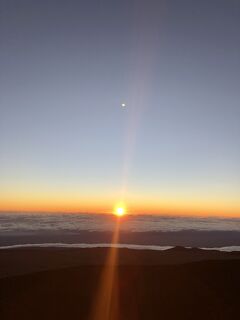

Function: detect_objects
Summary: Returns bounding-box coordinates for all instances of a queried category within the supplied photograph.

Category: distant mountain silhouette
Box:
[0,246,240,278]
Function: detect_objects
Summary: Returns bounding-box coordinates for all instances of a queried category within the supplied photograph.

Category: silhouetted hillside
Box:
[0,248,240,319]
[0,246,240,278]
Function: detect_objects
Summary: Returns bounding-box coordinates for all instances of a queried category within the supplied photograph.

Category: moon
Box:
[121,103,126,107]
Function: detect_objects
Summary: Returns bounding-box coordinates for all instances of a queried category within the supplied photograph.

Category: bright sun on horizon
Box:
[114,207,126,217]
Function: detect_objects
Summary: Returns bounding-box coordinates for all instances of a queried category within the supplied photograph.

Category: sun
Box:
[114,207,126,217]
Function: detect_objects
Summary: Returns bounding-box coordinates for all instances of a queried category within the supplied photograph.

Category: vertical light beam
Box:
[89,218,120,320]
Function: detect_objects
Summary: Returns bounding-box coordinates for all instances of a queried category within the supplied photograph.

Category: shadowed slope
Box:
[0,257,240,320]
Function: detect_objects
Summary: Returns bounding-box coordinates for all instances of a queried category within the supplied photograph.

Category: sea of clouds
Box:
[0,213,239,233]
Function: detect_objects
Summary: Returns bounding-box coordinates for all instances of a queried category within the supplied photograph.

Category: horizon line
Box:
[0,210,239,219]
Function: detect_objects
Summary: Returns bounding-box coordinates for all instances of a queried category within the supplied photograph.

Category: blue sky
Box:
[1,0,240,215]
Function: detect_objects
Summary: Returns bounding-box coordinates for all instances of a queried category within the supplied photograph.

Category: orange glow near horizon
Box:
[0,189,240,217]
[0,203,240,218]
[0,201,240,218]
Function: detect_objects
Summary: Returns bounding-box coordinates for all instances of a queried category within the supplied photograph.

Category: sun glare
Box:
[114,207,126,217]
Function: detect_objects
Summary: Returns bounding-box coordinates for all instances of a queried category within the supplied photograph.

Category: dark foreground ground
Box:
[0,247,240,320]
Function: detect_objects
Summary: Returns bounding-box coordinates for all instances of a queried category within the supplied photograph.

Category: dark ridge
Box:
[0,246,240,279]
[0,259,240,320]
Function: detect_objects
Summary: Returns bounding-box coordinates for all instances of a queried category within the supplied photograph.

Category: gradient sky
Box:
[1,0,240,216]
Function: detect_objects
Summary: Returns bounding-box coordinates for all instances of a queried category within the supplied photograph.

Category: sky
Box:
[0,0,240,216]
